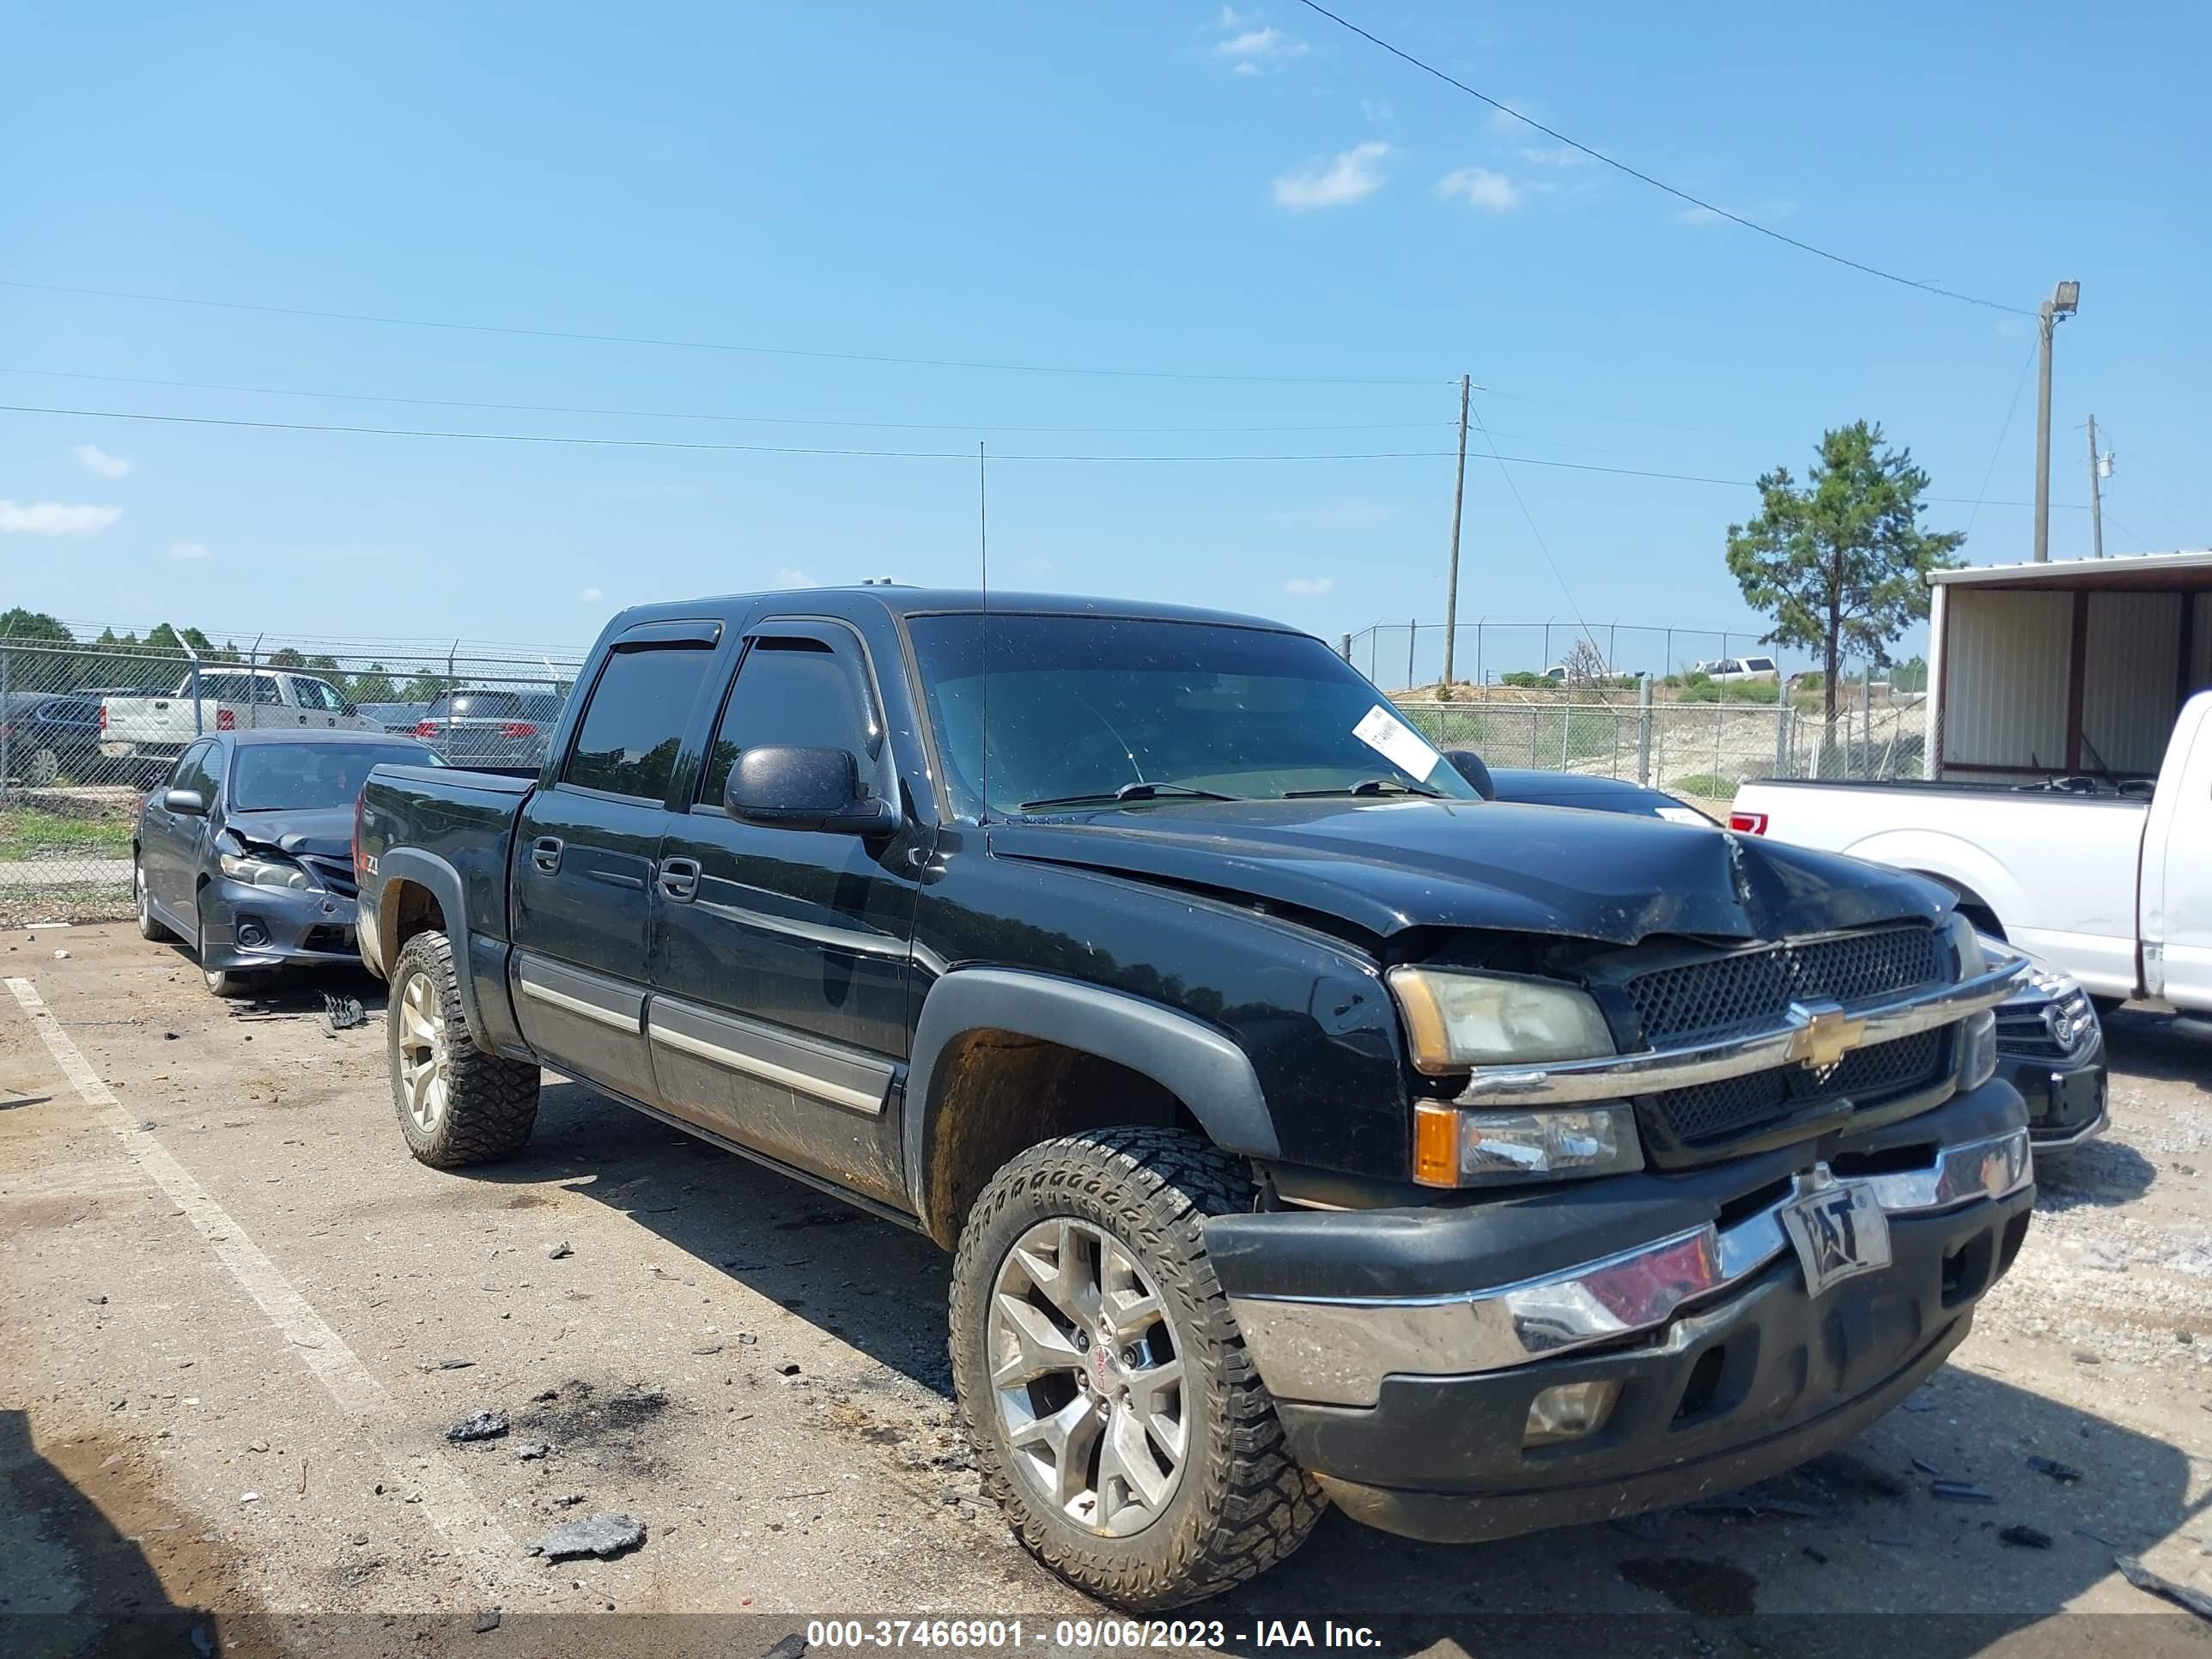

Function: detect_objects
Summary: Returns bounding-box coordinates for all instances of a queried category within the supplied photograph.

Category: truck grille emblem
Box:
[1786,1002,1868,1070]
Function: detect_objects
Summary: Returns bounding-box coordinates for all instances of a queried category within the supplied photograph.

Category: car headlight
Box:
[1958,1009,1998,1091]
[1946,911,1987,979]
[219,851,317,891]
[1413,1101,1644,1188]
[1386,968,1616,1074]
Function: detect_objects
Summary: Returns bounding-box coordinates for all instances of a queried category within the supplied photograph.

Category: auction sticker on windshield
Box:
[1352,705,1443,781]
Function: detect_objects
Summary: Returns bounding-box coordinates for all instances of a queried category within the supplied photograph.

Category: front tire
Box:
[134,855,175,943]
[388,929,539,1167]
[950,1127,1324,1609]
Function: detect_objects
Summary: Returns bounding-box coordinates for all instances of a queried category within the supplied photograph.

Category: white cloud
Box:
[167,541,210,561]
[1437,167,1521,211]
[774,568,819,588]
[1273,142,1390,210]
[0,501,122,536]
[1361,98,1393,123]
[74,444,131,479]
[1284,576,1335,597]
[1515,143,1587,168]
[1486,104,1534,137]
[580,586,604,602]
[1215,26,1306,73]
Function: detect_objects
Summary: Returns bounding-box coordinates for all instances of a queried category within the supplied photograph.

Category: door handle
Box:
[531,836,564,874]
[657,857,702,902]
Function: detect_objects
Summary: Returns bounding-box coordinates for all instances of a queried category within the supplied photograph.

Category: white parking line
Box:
[5,975,538,1603]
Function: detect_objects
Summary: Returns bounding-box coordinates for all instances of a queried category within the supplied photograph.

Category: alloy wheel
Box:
[987,1216,1188,1537]
[396,970,451,1133]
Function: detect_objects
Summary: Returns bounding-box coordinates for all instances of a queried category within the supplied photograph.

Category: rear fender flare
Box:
[373,848,493,1050]
[902,968,1280,1227]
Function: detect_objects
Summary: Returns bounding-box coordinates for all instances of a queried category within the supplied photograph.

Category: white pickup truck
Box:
[1731,689,2212,1015]
[100,667,378,774]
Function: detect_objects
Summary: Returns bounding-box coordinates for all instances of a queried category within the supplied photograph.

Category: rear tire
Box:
[950,1127,1325,1609]
[388,929,539,1167]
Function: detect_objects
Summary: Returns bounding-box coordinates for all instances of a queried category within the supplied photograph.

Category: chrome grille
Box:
[1625,925,1946,1047]
[1644,1027,1949,1148]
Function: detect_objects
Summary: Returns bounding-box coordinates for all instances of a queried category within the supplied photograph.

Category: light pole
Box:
[2033,280,2080,562]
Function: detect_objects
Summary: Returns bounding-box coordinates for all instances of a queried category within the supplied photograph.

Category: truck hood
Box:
[989,798,1946,947]
[225,805,354,861]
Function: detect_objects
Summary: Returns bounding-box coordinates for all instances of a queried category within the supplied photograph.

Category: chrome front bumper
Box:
[1228,1125,2033,1408]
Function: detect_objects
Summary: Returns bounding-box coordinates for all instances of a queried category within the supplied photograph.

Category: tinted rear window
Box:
[562,647,715,799]
[428,690,522,719]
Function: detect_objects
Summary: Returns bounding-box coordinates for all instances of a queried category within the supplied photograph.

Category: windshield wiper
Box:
[1283,778,1441,799]
[1017,781,1243,811]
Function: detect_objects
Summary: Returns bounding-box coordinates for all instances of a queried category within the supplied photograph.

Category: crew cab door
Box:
[510,621,723,1103]
[647,618,923,1206]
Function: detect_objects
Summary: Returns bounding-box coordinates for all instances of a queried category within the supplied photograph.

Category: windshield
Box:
[229,742,439,811]
[905,614,1481,818]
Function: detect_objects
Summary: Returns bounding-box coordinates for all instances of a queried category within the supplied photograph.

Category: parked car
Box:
[134,729,441,996]
[1460,759,2109,1152]
[356,588,2032,1608]
[1729,688,2212,1016]
[1690,654,1782,684]
[1,691,106,784]
[410,687,565,767]
[357,701,433,733]
[100,667,381,772]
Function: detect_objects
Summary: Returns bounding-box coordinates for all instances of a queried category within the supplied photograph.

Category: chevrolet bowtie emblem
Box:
[1787,1002,1868,1069]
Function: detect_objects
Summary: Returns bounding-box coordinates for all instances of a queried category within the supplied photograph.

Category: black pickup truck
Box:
[353,589,2034,1608]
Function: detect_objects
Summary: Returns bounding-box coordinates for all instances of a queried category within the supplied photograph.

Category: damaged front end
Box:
[200,826,362,970]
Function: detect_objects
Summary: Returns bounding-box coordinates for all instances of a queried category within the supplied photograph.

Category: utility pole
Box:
[2033,280,2081,562]
[1440,374,1470,692]
[2086,414,2106,560]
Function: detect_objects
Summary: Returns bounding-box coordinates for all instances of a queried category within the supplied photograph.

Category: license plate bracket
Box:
[1779,1179,1891,1297]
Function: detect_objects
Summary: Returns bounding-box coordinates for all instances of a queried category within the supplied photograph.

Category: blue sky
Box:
[4,2,2206,669]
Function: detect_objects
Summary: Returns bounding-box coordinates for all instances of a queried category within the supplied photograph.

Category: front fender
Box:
[902,968,1280,1225]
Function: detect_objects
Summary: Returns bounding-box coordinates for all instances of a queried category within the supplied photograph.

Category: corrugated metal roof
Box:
[1929,550,2212,591]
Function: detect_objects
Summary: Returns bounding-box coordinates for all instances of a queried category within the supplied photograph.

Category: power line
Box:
[0,366,1449,437]
[0,276,1447,387]
[1293,0,2031,316]
[1962,337,2039,541]
[1465,396,1606,660]
[0,403,2121,501]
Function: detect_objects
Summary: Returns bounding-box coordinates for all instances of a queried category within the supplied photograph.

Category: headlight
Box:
[1387,968,1615,1074]
[219,851,316,890]
[1413,1101,1644,1188]
[1946,912,1987,979]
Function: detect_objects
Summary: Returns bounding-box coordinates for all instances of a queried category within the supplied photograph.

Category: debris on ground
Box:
[447,1410,509,1443]
[529,1513,646,1561]
[2115,1556,2212,1621]
[1998,1525,2053,1549]
[473,1609,501,1634]
[1911,1457,1944,1477]
[515,1441,553,1461]
[434,1358,476,1371]
[761,1636,809,1659]
[1929,1480,1997,1504]
[323,993,368,1031]
[547,1241,573,1260]
[1686,1492,1831,1520]
[2027,1455,2084,1484]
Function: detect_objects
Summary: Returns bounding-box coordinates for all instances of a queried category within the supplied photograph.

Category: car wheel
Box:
[195,905,255,997]
[388,929,540,1167]
[949,1127,1325,1609]
[27,748,58,787]
[134,855,175,943]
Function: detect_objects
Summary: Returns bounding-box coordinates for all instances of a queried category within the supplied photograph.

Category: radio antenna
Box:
[977,439,990,826]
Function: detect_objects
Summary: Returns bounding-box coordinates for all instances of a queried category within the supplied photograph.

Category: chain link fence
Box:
[1344,618,1811,692]
[0,634,584,923]
[1397,693,1929,810]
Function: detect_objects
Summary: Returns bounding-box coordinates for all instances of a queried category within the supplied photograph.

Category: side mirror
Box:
[725,745,900,836]
[162,788,207,816]
[1442,749,1497,800]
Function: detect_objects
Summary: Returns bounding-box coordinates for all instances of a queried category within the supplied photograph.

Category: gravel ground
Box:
[2,923,2209,1657]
